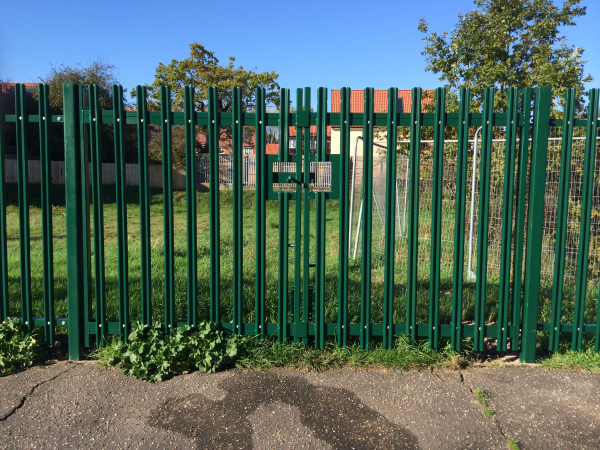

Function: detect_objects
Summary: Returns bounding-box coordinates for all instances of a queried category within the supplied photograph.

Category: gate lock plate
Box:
[266,155,340,199]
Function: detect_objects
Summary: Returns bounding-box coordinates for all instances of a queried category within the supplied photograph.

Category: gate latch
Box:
[287,177,307,189]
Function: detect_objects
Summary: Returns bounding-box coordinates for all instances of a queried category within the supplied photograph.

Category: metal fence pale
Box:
[1,83,599,362]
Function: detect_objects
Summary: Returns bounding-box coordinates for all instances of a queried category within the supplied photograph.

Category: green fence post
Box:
[232,87,244,335]
[64,83,85,359]
[137,86,152,327]
[255,87,266,337]
[39,84,55,345]
[208,87,221,325]
[79,86,92,347]
[184,86,197,328]
[0,83,8,321]
[113,85,129,340]
[302,87,311,346]
[315,87,328,349]
[15,84,32,332]
[451,87,470,351]
[90,85,106,346]
[406,88,422,343]
[595,92,600,351]
[497,87,519,351]
[572,88,599,351]
[473,87,494,352]
[521,86,551,363]
[511,88,532,352]
[337,87,351,348]
[360,88,374,349]
[549,88,576,351]
[382,88,398,349]
[161,86,175,331]
[429,87,446,350]
[277,88,290,342]
[293,88,302,343]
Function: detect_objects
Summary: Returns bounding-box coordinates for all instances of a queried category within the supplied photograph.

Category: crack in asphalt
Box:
[458,371,470,392]
[0,364,75,422]
[429,367,443,382]
[458,371,511,442]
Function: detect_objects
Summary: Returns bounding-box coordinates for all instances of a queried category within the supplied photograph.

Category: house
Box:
[329,89,434,158]
[0,82,38,97]
[197,132,255,155]
[288,125,332,155]
[202,125,332,156]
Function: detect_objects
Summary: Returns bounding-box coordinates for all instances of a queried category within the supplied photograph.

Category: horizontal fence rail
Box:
[1,83,600,362]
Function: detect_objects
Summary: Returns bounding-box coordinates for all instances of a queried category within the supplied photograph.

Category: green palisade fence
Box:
[1,83,599,362]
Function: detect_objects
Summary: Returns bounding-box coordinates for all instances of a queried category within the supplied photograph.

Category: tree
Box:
[36,60,135,162]
[418,0,594,112]
[39,60,130,112]
[265,108,280,144]
[133,42,281,160]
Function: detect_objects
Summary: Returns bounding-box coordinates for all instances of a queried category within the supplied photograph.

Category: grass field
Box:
[3,183,599,349]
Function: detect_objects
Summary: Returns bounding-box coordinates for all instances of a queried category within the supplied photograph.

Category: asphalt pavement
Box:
[0,363,598,449]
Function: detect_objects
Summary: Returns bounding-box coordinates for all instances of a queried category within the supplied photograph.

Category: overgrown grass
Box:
[233,335,470,371]
[3,185,599,353]
[539,341,600,371]
[94,331,471,379]
[3,186,486,327]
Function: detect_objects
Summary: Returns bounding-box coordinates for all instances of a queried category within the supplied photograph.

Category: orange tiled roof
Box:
[1,82,38,94]
[330,89,434,114]
[289,125,331,137]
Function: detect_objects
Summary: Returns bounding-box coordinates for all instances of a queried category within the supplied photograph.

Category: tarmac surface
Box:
[0,362,598,449]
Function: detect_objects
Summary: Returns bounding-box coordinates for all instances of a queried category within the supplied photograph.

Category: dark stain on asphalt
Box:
[148,371,420,449]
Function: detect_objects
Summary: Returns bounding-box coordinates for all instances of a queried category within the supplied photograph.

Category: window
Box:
[243,147,253,155]
[288,137,316,150]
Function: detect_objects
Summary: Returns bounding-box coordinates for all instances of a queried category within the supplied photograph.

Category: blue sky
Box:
[1,0,598,106]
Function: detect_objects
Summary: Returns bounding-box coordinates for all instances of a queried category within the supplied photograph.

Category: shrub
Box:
[0,318,44,376]
[97,321,238,382]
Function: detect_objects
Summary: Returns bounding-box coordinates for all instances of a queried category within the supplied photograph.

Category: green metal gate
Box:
[1,83,599,363]
[265,88,341,347]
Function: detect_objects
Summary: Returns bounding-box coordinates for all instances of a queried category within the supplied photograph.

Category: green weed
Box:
[539,341,600,371]
[482,408,495,417]
[507,439,520,450]
[234,335,471,372]
[0,318,45,376]
[474,388,489,406]
[93,321,238,382]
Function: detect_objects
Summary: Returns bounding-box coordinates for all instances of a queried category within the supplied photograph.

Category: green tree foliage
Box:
[419,1,600,273]
[39,60,130,112]
[137,42,280,113]
[133,43,281,162]
[418,0,593,112]
[36,60,136,162]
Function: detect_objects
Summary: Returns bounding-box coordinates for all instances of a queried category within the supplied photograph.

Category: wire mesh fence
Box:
[350,130,600,287]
